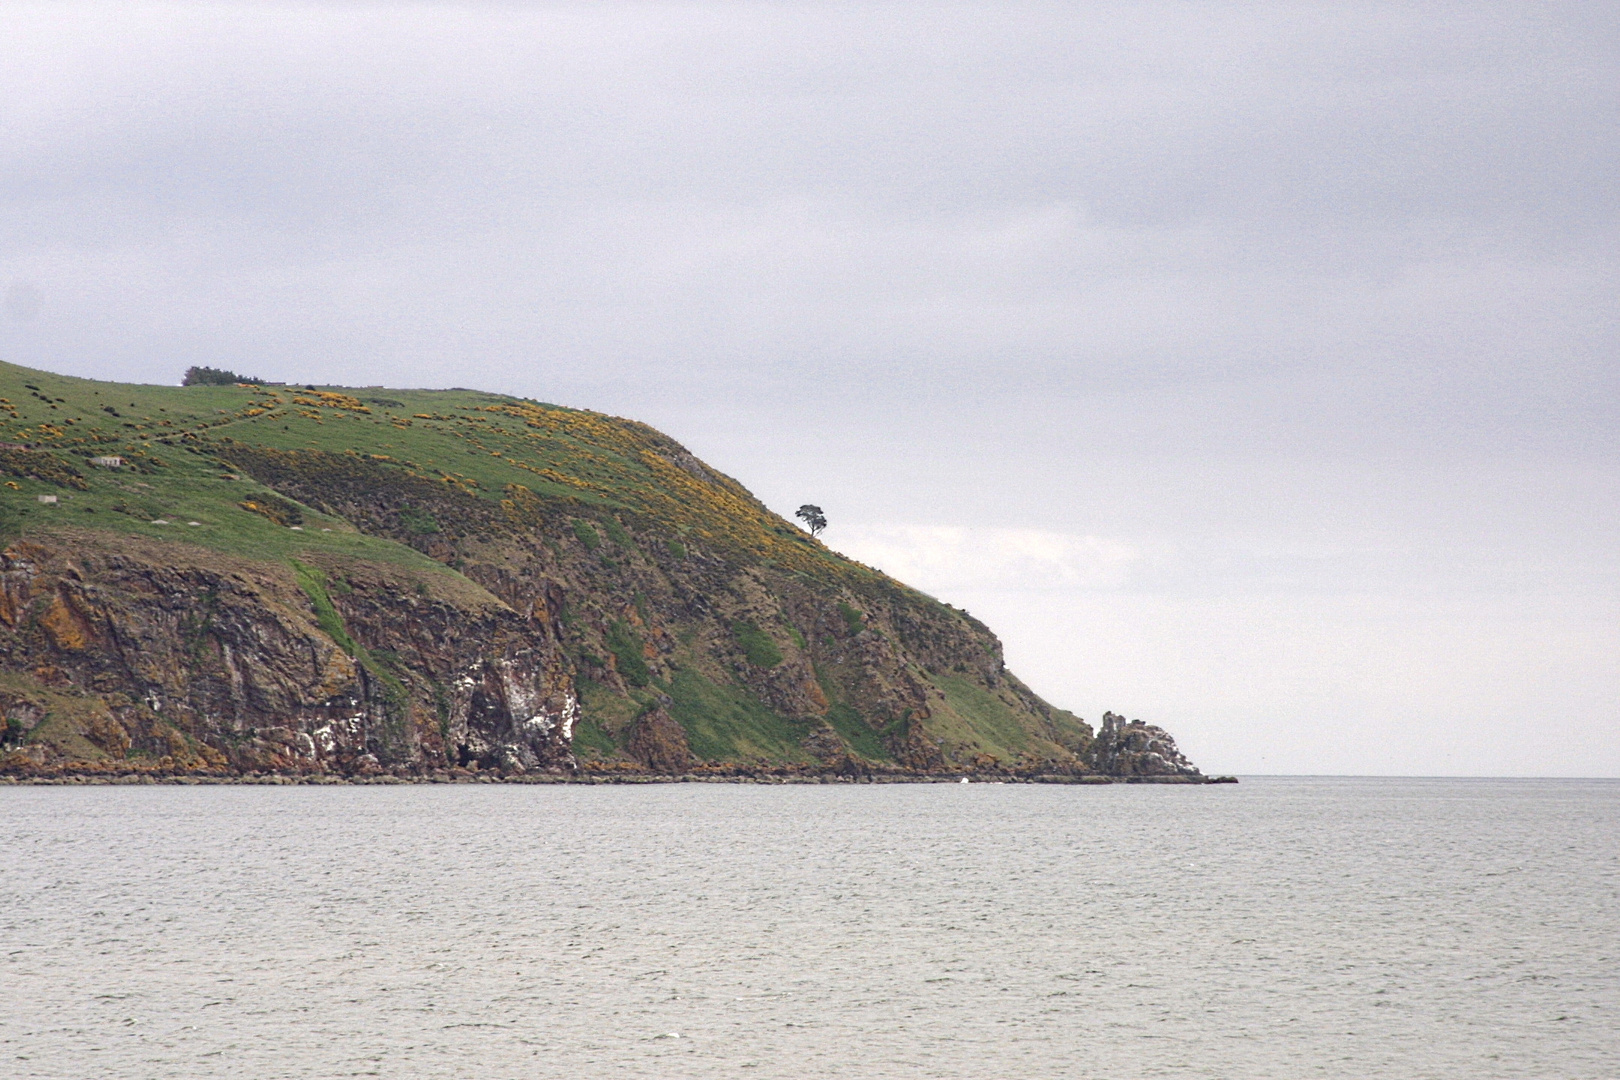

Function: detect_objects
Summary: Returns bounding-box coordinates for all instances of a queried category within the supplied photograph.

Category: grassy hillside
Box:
[0,360,1100,776]
[0,364,884,577]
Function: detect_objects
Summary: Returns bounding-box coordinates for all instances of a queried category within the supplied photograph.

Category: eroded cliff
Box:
[0,531,575,775]
[0,361,1204,780]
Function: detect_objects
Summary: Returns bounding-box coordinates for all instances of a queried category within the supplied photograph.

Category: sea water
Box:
[1,777,1615,1078]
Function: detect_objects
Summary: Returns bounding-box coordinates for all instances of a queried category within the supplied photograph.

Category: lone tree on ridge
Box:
[796,504,827,538]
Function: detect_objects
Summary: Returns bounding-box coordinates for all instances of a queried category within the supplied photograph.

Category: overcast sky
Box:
[2,2,1615,775]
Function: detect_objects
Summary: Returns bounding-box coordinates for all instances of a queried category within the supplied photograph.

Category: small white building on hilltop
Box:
[88,455,124,468]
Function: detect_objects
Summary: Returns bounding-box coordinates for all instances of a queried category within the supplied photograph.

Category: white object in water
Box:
[959,777,970,784]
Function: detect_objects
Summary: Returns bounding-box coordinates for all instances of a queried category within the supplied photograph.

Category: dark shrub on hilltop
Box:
[182,366,264,387]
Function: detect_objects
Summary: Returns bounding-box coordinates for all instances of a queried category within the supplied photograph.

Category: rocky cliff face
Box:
[189,443,1100,776]
[0,362,1205,780]
[0,530,575,776]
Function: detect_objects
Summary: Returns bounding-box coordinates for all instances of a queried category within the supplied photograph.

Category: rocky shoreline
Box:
[1,769,1237,785]
[3,709,1230,784]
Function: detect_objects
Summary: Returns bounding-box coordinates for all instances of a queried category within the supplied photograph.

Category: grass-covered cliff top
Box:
[0,360,891,590]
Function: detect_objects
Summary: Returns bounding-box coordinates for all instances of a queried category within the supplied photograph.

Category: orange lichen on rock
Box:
[39,591,95,652]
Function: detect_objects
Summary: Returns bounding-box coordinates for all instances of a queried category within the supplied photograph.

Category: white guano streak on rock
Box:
[496,658,557,739]
[560,694,578,742]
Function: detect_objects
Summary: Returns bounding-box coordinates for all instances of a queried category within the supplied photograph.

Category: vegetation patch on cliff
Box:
[732,621,783,668]
[822,702,893,762]
[666,668,812,764]
[927,672,1035,764]
[291,559,408,711]
[604,620,651,687]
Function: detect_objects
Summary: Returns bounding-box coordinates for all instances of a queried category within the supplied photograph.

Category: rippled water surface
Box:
[2,778,1617,1078]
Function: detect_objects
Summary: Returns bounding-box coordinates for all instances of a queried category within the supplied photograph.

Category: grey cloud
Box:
[0,1,1613,773]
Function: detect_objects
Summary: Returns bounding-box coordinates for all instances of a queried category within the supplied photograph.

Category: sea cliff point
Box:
[0,362,1210,783]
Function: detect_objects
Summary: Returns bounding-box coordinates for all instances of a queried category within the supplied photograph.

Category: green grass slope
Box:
[0,362,862,575]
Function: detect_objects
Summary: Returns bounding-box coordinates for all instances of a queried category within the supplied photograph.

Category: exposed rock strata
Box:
[625,697,695,772]
[0,531,574,776]
[0,522,1207,779]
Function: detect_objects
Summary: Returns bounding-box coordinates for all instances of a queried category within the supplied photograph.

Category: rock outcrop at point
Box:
[1088,711,1202,777]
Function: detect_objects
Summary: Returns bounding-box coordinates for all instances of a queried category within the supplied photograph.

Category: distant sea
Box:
[2,777,1615,1078]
